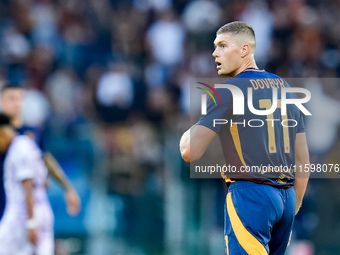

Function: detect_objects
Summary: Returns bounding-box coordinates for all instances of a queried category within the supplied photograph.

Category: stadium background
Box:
[0,0,340,254]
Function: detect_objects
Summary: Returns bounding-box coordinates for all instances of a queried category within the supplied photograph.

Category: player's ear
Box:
[240,44,250,58]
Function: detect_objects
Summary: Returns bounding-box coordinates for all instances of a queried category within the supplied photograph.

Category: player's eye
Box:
[221,44,226,48]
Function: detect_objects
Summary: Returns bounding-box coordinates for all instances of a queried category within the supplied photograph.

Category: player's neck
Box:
[11,117,23,129]
[234,59,258,77]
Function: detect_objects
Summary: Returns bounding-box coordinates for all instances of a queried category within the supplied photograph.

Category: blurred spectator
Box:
[182,0,221,51]
[182,0,221,33]
[95,63,134,123]
[304,79,340,162]
[45,68,82,123]
[146,9,185,67]
[240,0,273,66]
[1,26,30,84]
[133,0,172,12]
[22,87,50,127]
[2,26,30,63]
[30,0,59,49]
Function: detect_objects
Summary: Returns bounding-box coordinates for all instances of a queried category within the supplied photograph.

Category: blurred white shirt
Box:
[96,71,134,108]
[147,20,185,66]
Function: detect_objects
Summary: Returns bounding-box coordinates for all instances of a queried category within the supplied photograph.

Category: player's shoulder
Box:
[260,70,290,83]
[232,69,292,89]
[222,68,272,85]
[241,69,283,79]
[16,125,41,139]
[262,71,292,88]
[9,135,38,154]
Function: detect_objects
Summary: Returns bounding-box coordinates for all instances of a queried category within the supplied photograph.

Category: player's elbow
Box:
[181,149,191,163]
[180,136,192,163]
[181,148,202,163]
[180,143,192,163]
[179,126,207,163]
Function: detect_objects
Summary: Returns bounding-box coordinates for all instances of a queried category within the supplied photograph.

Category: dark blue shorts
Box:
[225,181,296,255]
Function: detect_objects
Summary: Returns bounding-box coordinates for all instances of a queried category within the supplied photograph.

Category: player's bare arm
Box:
[22,179,38,245]
[294,132,310,215]
[180,124,216,163]
[43,152,81,216]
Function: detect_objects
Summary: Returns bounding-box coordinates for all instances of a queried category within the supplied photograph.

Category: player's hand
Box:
[28,229,38,245]
[65,189,81,216]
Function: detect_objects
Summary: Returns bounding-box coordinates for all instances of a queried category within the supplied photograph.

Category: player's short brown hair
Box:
[1,83,22,95]
[217,21,256,51]
[0,113,11,127]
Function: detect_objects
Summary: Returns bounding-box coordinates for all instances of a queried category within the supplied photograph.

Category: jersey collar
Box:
[244,67,265,72]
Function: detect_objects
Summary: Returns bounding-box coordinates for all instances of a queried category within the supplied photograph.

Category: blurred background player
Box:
[0,113,54,254]
[0,84,81,220]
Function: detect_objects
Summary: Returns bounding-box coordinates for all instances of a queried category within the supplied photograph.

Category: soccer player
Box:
[180,21,310,254]
[0,113,54,254]
[0,84,81,220]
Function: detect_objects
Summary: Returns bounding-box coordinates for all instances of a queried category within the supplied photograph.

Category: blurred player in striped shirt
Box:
[0,84,81,221]
[0,113,54,254]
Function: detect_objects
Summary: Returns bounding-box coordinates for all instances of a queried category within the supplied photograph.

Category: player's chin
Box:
[217,69,229,76]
